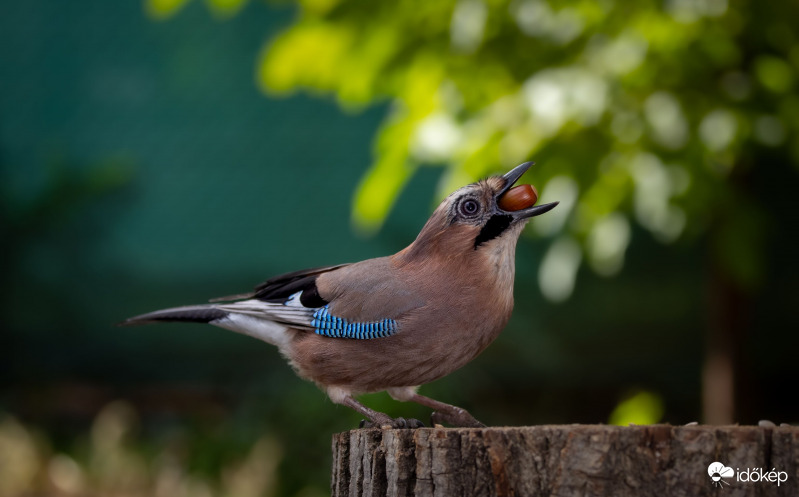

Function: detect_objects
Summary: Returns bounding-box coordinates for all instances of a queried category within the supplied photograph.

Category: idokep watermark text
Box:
[708,461,788,488]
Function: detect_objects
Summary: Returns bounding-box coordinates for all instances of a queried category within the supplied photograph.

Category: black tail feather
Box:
[119,305,228,326]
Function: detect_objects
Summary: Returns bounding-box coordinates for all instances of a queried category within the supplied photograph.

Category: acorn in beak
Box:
[497,161,558,220]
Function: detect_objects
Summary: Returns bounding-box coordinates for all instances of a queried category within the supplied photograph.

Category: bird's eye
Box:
[459,199,480,217]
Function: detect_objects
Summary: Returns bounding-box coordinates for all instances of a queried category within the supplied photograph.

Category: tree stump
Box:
[331,424,798,497]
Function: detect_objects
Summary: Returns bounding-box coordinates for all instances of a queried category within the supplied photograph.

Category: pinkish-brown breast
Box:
[287,230,517,393]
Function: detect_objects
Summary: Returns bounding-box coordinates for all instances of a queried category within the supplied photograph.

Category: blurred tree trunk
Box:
[702,165,761,425]
[332,425,797,497]
[702,261,746,425]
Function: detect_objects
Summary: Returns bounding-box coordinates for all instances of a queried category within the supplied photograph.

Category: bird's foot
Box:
[359,417,426,429]
[431,409,486,428]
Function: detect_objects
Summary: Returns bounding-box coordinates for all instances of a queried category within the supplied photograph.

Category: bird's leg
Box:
[413,395,486,428]
[329,387,423,429]
[387,387,485,427]
[341,396,396,428]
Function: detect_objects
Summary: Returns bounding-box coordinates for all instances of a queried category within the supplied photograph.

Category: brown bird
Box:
[122,161,557,428]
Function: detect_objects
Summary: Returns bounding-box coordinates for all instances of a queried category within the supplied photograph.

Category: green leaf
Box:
[754,56,794,94]
[206,0,249,19]
[609,391,664,426]
[145,0,192,20]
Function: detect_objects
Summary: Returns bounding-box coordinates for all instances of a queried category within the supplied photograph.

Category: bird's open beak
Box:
[497,161,558,220]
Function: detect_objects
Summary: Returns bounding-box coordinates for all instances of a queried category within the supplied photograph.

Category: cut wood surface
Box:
[331,424,798,497]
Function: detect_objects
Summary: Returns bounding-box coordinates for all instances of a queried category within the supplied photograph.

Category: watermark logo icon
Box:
[707,461,789,488]
[708,462,734,488]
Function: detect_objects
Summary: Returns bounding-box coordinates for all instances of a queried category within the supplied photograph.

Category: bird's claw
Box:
[359,417,425,429]
[431,410,486,428]
[401,417,426,429]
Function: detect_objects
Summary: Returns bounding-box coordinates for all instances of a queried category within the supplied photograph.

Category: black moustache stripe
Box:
[474,214,513,249]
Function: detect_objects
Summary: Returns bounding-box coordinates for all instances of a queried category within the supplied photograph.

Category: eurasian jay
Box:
[122,162,557,428]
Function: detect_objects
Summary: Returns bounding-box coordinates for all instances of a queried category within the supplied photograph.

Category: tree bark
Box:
[332,424,797,497]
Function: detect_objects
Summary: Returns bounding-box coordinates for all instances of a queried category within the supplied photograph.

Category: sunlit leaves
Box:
[644,92,688,150]
[754,56,794,94]
[450,0,488,53]
[511,0,585,45]
[532,175,578,236]
[578,156,632,227]
[586,213,631,276]
[259,21,356,96]
[628,153,687,242]
[538,236,582,303]
[523,67,608,134]
[145,0,249,21]
[165,0,799,299]
[352,109,418,233]
[352,158,417,235]
[584,32,648,77]
[298,0,341,16]
[608,391,664,426]
[699,109,738,152]
[145,0,192,20]
[206,0,249,19]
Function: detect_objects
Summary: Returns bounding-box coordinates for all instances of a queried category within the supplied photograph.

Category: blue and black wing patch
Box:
[217,291,398,339]
[312,306,397,339]
[210,264,399,340]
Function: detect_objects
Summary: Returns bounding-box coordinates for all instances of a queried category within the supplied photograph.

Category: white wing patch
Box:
[213,314,292,351]
[283,291,305,308]
[216,292,315,331]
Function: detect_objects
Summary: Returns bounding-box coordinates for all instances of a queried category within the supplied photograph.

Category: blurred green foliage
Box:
[608,390,664,426]
[154,0,799,300]
[147,0,250,20]
[254,0,799,300]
